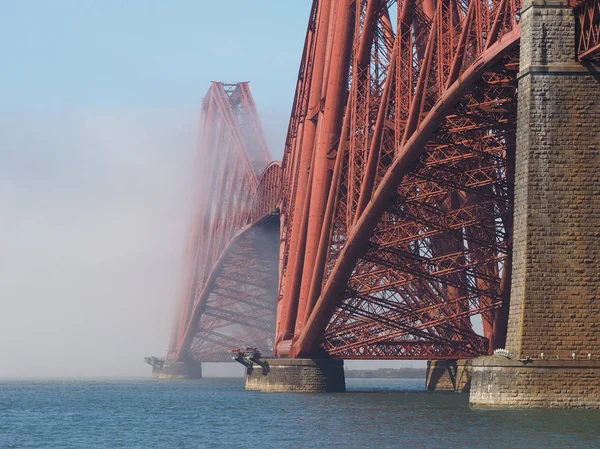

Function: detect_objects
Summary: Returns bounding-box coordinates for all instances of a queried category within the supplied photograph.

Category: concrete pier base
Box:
[425,360,472,392]
[470,356,600,408]
[151,360,203,379]
[245,358,345,392]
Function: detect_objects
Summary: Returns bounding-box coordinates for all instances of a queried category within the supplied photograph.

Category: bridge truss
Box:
[278,0,600,361]
[169,82,281,363]
[168,0,600,365]
[277,0,521,360]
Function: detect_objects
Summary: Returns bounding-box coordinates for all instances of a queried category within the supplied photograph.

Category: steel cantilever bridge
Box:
[168,0,600,365]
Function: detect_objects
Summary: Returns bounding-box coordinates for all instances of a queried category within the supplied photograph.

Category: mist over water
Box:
[0,110,198,378]
[0,107,295,379]
[0,106,404,379]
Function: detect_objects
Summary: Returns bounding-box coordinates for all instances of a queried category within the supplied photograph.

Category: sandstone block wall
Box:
[506,0,600,360]
[471,357,600,408]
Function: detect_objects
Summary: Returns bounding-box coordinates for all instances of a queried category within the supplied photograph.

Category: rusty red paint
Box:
[280,0,520,360]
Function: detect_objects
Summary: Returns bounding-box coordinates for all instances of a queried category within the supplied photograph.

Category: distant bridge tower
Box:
[152,82,282,379]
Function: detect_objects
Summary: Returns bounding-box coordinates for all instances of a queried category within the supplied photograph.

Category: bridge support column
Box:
[245,358,345,392]
[470,0,600,408]
[425,360,472,392]
[152,361,202,379]
[471,357,600,408]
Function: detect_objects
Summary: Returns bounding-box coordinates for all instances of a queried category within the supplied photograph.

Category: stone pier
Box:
[470,0,600,408]
[245,358,346,392]
[425,360,472,392]
[151,360,203,379]
[471,356,600,408]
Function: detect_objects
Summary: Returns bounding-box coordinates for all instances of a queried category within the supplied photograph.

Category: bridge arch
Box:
[175,163,282,362]
[294,31,520,358]
[277,0,522,360]
[176,213,280,361]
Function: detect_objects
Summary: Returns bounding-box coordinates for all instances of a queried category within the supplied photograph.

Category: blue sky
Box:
[1,0,309,153]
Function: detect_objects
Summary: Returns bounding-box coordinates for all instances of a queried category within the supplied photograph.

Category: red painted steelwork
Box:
[170,82,281,363]
[277,0,521,360]
[575,0,600,60]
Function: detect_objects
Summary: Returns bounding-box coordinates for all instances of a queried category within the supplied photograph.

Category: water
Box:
[1,378,599,449]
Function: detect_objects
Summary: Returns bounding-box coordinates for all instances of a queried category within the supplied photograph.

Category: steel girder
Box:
[277,0,521,360]
[184,216,280,362]
[574,0,600,60]
[169,82,281,363]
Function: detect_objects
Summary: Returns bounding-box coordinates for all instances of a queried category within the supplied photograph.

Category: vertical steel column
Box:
[302,0,387,326]
[276,0,333,350]
[294,0,356,339]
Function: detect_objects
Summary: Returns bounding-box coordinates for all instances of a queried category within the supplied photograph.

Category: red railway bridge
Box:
[153,0,600,407]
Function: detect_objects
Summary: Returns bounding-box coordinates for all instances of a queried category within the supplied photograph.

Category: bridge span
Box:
[151,0,600,407]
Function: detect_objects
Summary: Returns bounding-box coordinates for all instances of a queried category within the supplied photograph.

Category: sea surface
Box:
[1,378,600,449]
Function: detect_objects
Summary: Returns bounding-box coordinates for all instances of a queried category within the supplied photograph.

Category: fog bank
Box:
[0,110,197,378]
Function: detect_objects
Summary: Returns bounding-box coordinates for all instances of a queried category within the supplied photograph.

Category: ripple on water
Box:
[0,378,599,449]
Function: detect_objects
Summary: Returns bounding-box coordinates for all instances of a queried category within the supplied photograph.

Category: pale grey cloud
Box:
[0,109,198,378]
